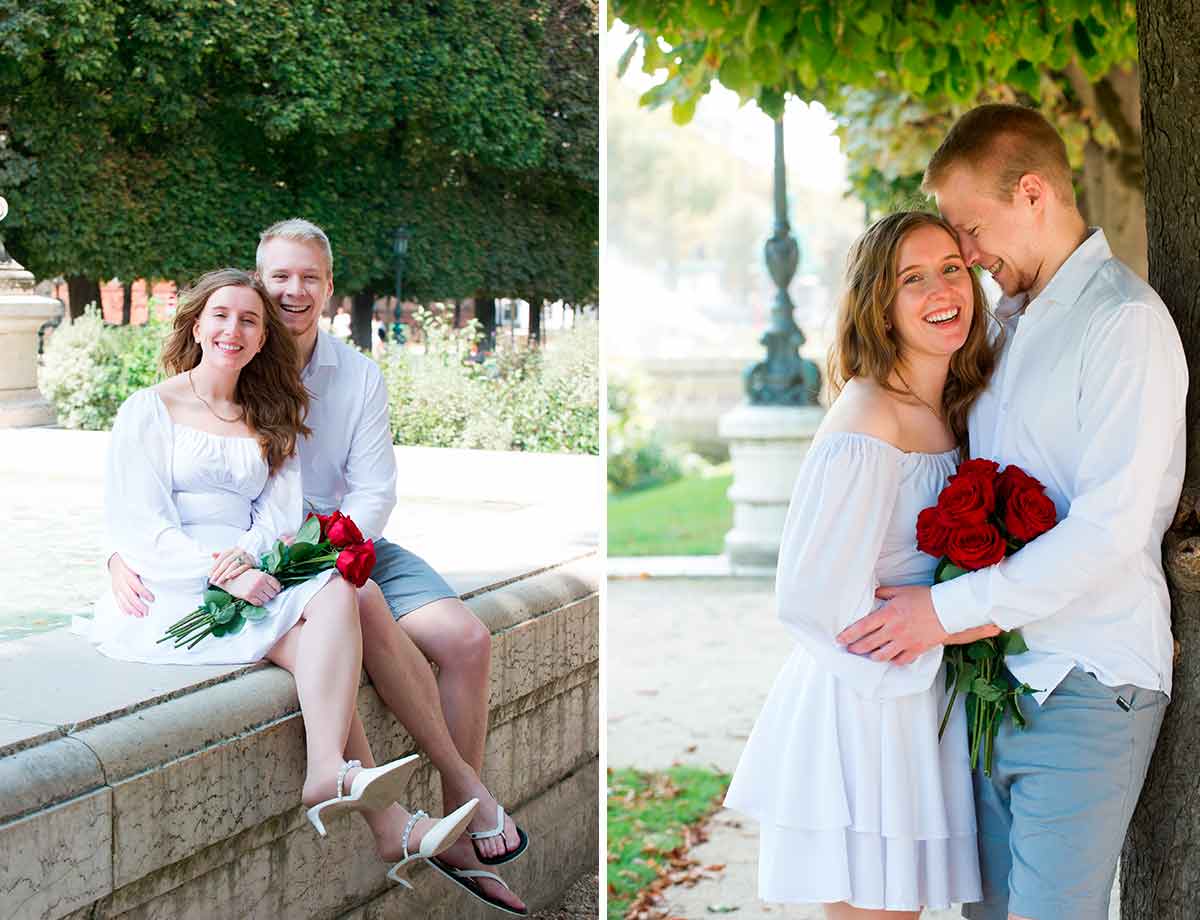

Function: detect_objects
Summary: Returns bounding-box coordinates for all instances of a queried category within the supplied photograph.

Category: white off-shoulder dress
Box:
[724,432,981,911]
[88,389,335,665]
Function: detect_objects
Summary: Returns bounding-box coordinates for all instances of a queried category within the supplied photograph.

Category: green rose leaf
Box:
[967,640,997,662]
[971,677,1005,702]
[242,604,269,622]
[203,587,233,608]
[934,558,970,583]
[225,613,246,635]
[1000,631,1029,655]
[213,603,238,625]
[956,661,979,692]
[288,542,321,564]
[295,514,322,546]
[263,544,283,574]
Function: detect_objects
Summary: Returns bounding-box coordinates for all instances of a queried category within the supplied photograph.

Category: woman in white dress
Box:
[725,212,1003,918]
[89,268,476,884]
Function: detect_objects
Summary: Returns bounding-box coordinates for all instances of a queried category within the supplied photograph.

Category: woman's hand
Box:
[222,569,282,607]
[210,547,257,585]
[944,624,1002,645]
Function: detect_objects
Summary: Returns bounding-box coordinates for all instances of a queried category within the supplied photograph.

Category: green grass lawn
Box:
[607,469,733,556]
[606,766,730,920]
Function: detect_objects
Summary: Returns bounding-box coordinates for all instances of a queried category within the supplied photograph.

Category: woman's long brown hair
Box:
[160,268,310,475]
[827,211,999,451]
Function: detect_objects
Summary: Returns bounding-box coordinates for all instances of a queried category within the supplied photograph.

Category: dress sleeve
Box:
[775,435,944,699]
[236,451,305,559]
[105,390,213,586]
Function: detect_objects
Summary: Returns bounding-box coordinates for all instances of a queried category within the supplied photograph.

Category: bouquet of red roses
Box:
[917,458,1057,775]
[158,510,375,649]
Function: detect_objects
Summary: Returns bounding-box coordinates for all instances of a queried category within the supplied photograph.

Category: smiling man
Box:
[835,105,1188,920]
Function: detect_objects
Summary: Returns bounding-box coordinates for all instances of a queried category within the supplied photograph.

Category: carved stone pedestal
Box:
[0,262,63,428]
[719,404,824,568]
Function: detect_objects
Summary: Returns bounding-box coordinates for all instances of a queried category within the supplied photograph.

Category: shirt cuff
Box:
[931,575,990,634]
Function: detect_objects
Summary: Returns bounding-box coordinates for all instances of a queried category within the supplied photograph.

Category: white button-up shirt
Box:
[931,229,1187,702]
[298,330,397,540]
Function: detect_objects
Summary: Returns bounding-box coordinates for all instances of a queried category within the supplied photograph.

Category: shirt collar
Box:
[303,330,340,378]
[1028,227,1111,313]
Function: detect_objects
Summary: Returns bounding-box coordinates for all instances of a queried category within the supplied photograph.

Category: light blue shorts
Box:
[371,538,459,620]
[963,667,1167,920]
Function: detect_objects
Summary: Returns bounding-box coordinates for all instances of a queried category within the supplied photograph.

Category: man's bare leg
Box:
[397,596,491,771]
[357,584,526,911]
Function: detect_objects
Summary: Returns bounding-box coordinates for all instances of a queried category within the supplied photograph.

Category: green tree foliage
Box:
[614,3,1137,207]
[613,1,1135,120]
[0,0,598,303]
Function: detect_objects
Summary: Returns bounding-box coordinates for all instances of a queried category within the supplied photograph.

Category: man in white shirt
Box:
[109,219,527,913]
[836,105,1187,920]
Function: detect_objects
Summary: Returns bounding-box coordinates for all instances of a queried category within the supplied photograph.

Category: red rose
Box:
[936,472,995,525]
[336,539,375,588]
[1004,486,1057,542]
[326,514,364,549]
[916,506,952,557]
[951,458,1000,481]
[315,511,342,541]
[995,465,1044,508]
[946,523,1007,570]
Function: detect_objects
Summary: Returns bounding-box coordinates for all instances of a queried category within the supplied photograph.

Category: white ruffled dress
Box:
[88,389,334,665]
[724,432,981,911]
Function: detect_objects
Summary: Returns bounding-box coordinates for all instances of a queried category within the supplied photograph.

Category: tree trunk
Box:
[351,290,374,351]
[121,280,133,325]
[65,275,100,321]
[476,295,497,351]
[1065,63,1148,279]
[527,296,543,345]
[1121,3,1200,917]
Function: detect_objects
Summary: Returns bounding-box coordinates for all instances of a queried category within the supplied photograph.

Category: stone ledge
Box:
[0,554,598,920]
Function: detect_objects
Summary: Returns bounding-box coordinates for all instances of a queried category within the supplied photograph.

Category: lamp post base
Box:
[718,403,825,568]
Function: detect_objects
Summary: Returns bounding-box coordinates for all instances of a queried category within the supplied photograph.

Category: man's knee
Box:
[447,602,492,668]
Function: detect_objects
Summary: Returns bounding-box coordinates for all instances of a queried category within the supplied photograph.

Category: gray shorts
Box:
[371,538,459,620]
[963,667,1167,920]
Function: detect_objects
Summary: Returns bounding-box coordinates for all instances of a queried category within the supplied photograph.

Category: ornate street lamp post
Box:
[392,226,410,344]
[718,115,826,569]
[744,119,821,405]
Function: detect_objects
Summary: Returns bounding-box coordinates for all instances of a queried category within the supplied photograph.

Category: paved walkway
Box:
[607,575,1118,919]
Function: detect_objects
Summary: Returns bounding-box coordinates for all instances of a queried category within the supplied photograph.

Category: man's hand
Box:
[835,585,948,666]
[108,553,154,618]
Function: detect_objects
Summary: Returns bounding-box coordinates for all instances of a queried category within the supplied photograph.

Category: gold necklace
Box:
[188,370,245,423]
[894,367,942,420]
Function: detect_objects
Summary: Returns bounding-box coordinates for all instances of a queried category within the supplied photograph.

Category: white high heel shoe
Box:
[386,798,480,889]
[305,755,421,837]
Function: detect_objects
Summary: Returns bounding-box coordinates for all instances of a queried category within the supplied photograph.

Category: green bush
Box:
[39,306,166,430]
[39,303,599,455]
[607,370,686,492]
[378,306,599,454]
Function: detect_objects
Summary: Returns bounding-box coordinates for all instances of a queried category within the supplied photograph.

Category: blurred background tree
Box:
[0,0,598,312]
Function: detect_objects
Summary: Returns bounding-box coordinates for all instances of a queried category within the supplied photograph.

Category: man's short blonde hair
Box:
[256,218,334,278]
[923,104,1075,206]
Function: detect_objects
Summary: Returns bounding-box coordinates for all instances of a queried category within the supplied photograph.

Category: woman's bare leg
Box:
[289,577,364,804]
[268,613,446,860]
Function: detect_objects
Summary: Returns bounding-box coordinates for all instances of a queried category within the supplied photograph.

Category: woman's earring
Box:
[884,319,892,331]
